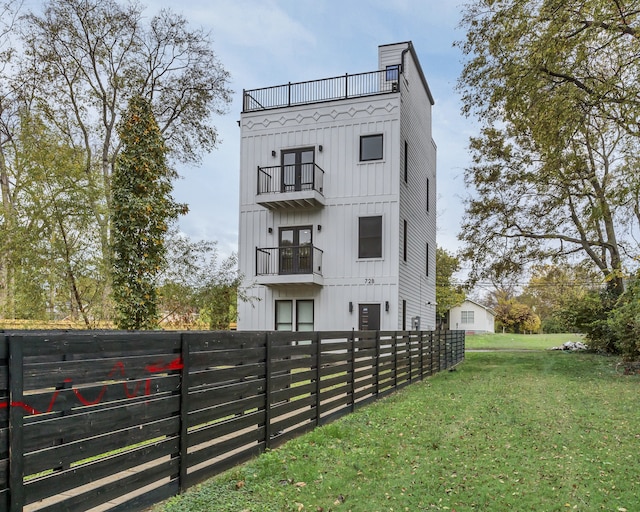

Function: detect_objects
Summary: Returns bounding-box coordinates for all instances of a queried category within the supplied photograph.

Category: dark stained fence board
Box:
[0,489,7,511]
[186,331,266,352]
[24,436,179,505]
[187,409,263,448]
[22,375,181,423]
[188,395,264,429]
[108,481,179,512]
[187,426,264,469]
[187,379,265,414]
[23,352,182,390]
[23,394,180,449]
[36,456,180,512]
[9,335,25,512]
[2,329,464,512]
[185,443,265,489]
[271,406,315,434]
[16,332,181,358]
[188,363,266,387]
[23,416,180,476]
[188,346,266,369]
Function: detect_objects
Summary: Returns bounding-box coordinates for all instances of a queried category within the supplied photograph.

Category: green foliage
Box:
[435,247,465,325]
[519,262,602,327]
[0,0,231,323]
[111,96,187,330]
[541,315,569,334]
[559,289,619,353]
[456,1,639,288]
[158,230,243,329]
[1,114,101,324]
[608,273,640,361]
[494,297,541,333]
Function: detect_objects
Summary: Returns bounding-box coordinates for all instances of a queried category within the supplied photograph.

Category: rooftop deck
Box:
[242,67,400,112]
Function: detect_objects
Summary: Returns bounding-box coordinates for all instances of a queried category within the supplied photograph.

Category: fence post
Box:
[350,330,356,413]
[344,73,348,99]
[315,332,321,426]
[407,332,412,384]
[419,331,424,380]
[178,333,190,493]
[264,332,272,449]
[375,331,380,398]
[8,335,24,512]
[393,332,399,390]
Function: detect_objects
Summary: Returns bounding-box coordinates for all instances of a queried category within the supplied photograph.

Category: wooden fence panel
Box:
[0,329,463,511]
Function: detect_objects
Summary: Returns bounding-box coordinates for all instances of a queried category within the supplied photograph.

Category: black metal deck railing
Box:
[243,68,400,112]
[256,246,323,276]
[257,163,325,195]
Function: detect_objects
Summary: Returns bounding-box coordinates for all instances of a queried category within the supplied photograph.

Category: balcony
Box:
[255,246,324,286]
[256,163,325,209]
[243,68,399,112]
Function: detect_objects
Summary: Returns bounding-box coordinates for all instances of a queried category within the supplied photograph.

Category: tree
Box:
[608,272,640,361]
[0,0,23,314]
[456,0,640,293]
[560,288,619,353]
[158,229,244,330]
[435,247,465,328]
[111,95,186,330]
[1,112,102,324]
[494,297,541,334]
[14,0,231,308]
[519,261,603,332]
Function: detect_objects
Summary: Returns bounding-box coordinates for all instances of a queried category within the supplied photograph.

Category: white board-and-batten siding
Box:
[237,42,436,332]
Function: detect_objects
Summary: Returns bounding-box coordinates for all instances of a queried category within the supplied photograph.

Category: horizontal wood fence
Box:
[0,329,465,512]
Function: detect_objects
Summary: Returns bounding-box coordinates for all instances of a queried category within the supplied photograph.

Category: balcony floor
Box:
[256,273,324,287]
[256,190,325,210]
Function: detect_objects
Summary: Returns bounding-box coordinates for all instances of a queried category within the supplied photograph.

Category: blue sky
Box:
[147,0,475,257]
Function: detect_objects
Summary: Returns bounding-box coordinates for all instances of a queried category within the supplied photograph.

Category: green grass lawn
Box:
[156,344,639,512]
[465,332,585,351]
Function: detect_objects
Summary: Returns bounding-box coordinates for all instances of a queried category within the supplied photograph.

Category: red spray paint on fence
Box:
[0,356,183,415]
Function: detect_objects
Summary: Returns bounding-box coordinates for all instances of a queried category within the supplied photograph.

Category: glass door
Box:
[282,148,314,192]
[279,226,312,274]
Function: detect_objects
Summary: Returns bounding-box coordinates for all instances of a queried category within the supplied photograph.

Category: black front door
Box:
[359,304,381,331]
[279,226,312,274]
[282,148,314,192]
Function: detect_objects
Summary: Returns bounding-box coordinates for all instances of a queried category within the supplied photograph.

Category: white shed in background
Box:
[449,299,495,334]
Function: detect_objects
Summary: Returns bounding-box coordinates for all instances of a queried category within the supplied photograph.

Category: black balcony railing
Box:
[257,163,325,196]
[243,68,400,112]
[256,246,323,277]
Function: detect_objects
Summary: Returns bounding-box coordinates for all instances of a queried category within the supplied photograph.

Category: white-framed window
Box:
[461,310,474,324]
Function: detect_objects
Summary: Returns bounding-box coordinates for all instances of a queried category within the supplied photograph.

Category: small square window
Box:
[386,64,400,81]
[360,134,383,161]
